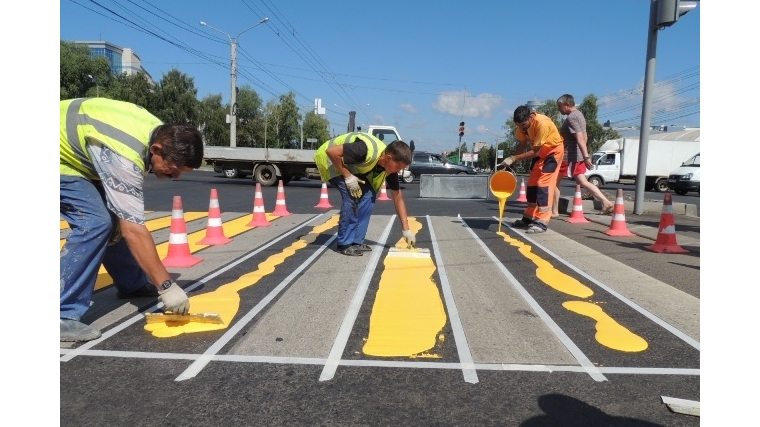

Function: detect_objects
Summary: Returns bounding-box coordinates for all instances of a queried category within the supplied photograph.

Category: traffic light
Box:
[656,0,698,28]
[458,121,465,138]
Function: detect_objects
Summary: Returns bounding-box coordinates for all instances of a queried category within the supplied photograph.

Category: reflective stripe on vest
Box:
[314,133,385,182]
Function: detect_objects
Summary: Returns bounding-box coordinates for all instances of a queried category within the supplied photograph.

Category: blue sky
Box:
[59,0,700,154]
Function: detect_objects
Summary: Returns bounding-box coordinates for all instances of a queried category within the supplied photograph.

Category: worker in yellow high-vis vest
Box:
[314,132,415,256]
[60,98,204,342]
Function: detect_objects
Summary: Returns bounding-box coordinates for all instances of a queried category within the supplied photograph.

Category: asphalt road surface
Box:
[60,170,700,427]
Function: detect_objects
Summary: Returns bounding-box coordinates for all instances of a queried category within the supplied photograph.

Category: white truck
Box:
[203,125,403,186]
[585,129,700,192]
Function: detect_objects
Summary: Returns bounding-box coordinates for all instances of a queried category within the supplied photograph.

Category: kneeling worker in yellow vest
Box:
[314,133,415,256]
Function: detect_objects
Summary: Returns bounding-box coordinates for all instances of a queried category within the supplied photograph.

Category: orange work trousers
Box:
[523,144,564,226]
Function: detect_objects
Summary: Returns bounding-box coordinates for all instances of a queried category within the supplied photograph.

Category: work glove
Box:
[158,282,190,314]
[402,229,416,248]
[344,174,365,199]
[500,156,515,167]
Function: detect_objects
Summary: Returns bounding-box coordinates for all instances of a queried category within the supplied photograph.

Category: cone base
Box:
[198,235,233,245]
[377,195,390,201]
[566,217,590,224]
[162,255,203,268]
[247,219,271,227]
[272,208,291,216]
[605,228,636,236]
[315,202,332,208]
[645,243,688,253]
[516,196,528,202]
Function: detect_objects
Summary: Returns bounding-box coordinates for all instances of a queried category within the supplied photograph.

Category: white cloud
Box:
[432,90,503,119]
[400,103,417,114]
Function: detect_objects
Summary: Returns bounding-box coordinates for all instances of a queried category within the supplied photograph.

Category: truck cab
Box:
[667,152,700,195]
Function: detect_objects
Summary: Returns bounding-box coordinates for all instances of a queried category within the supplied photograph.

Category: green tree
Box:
[60,41,111,99]
[106,72,155,107]
[151,69,199,125]
[276,92,301,148]
[301,110,330,148]
[235,85,264,147]
[197,94,228,146]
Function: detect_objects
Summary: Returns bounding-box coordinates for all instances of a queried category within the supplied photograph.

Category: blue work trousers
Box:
[60,176,149,321]
[329,177,376,247]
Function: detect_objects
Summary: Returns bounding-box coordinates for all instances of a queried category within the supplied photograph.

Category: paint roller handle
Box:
[158,282,190,314]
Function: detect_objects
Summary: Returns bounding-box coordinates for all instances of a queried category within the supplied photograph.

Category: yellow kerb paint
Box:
[144,215,340,338]
[363,218,446,358]
[563,301,648,352]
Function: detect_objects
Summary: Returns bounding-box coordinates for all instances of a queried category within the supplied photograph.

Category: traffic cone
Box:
[377,182,391,201]
[162,196,203,267]
[645,194,689,253]
[315,183,333,208]
[272,180,291,216]
[198,189,232,245]
[566,184,590,224]
[247,183,271,227]
[515,178,528,202]
[604,189,635,236]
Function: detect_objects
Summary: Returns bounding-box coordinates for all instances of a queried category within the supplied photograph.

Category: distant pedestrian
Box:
[314,133,416,255]
[498,105,564,233]
[552,94,613,216]
[60,98,204,342]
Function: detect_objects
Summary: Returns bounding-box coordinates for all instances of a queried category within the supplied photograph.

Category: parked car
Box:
[667,152,700,195]
[406,151,477,181]
[398,167,414,183]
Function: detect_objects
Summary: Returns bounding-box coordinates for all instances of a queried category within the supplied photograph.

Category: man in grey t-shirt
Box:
[553,94,613,216]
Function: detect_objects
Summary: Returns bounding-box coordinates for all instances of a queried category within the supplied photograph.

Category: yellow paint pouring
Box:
[496,231,593,298]
[489,171,517,232]
[563,301,648,352]
[363,218,447,358]
[145,215,340,337]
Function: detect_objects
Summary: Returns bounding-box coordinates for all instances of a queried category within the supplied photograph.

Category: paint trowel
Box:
[144,311,224,325]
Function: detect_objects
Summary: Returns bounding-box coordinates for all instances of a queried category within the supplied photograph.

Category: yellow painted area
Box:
[363,218,447,357]
[563,301,648,352]
[496,231,593,298]
[144,215,340,337]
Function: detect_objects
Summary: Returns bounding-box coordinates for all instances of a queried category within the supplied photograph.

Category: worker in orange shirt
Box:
[498,105,564,233]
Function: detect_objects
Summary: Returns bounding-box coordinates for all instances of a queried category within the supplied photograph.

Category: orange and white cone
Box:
[162,196,203,267]
[377,182,391,201]
[566,184,590,224]
[198,189,232,245]
[604,189,635,236]
[515,178,528,202]
[645,194,688,253]
[247,183,271,227]
[272,180,291,216]
[315,183,333,208]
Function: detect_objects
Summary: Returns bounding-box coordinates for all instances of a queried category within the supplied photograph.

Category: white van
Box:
[667,152,700,195]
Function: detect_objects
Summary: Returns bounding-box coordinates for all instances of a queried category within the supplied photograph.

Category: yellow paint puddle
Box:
[144,215,340,338]
[496,231,593,298]
[563,301,648,352]
[363,218,446,358]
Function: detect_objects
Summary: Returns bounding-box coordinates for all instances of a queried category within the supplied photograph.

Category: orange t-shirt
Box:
[515,113,563,149]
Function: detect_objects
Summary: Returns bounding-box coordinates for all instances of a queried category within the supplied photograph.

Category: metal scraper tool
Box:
[144,311,224,325]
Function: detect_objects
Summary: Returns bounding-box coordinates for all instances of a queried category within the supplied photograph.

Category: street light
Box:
[87,74,99,97]
[200,17,269,148]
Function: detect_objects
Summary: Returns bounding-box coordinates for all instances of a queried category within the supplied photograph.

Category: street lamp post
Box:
[87,75,99,97]
[200,17,269,148]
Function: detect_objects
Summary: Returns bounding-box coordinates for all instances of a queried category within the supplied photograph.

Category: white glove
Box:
[501,156,515,167]
[344,174,365,199]
[158,282,190,314]
[402,229,416,248]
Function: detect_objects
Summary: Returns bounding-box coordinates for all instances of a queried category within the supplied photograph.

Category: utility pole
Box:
[200,17,269,147]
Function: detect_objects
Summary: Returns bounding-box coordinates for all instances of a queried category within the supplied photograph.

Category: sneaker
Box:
[116,283,159,299]
[512,219,531,228]
[60,319,102,342]
[352,243,372,252]
[337,245,363,256]
[525,224,547,234]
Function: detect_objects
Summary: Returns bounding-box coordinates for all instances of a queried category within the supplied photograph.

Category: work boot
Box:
[60,319,102,342]
[337,245,363,256]
[352,243,372,252]
[116,283,159,299]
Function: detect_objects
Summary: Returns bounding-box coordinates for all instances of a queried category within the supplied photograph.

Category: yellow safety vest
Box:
[314,133,388,192]
[60,98,162,180]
